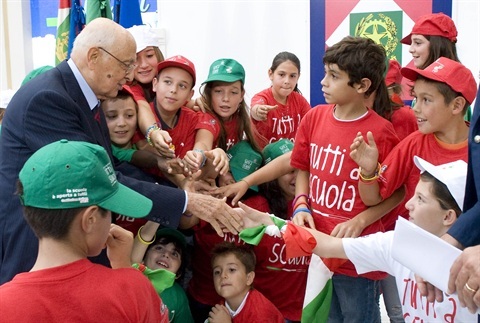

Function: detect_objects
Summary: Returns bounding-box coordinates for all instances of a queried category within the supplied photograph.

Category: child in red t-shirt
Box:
[350,57,477,229]
[291,36,400,322]
[183,58,261,181]
[208,242,284,323]
[250,52,311,149]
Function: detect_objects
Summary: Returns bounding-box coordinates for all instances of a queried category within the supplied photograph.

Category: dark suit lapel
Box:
[56,61,114,159]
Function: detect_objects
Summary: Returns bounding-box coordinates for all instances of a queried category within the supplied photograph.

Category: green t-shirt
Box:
[160,282,194,323]
[111,144,137,162]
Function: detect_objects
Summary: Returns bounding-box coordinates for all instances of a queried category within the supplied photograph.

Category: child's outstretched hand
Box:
[292,210,316,229]
[183,149,205,174]
[208,304,231,323]
[252,104,278,121]
[212,180,248,206]
[349,131,379,176]
[106,224,134,269]
[205,148,229,176]
[187,96,207,113]
[236,202,275,228]
[150,129,176,158]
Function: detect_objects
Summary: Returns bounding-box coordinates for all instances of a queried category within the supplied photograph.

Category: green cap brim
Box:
[202,74,244,85]
[99,183,152,218]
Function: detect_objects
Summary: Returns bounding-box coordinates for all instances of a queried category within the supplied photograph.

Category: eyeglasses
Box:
[98,47,137,73]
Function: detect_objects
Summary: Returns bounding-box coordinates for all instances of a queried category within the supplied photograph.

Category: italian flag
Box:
[239,216,337,322]
[55,0,71,66]
[301,254,333,322]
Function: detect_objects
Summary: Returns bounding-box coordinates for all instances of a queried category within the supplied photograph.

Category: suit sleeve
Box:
[447,88,480,247]
[24,86,185,228]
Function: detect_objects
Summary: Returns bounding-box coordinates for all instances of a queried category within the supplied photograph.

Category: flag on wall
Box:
[114,0,143,28]
[55,0,71,65]
[68,0,85,55]
[86,0,112,23]
[55,0,85,66]
[309,0,449,105]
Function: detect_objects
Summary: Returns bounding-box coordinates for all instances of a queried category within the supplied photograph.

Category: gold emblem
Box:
[355,13,398,59]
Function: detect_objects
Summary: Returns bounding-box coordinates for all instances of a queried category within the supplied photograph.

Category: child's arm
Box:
[131,220,160,264]
[137,99,175,158]
[130,148,188,175]
[185,96,207,113]
[183,129,215,173]
[250,104,278,121]
[205,148,229,176]
[350,131,383,205]
[330,186,406,238]
[238,202,346,259]
[292,169,316,229]
[212,151,293,205]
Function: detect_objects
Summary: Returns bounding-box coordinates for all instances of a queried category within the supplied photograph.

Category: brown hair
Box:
[211,242,256,273]
[17,181,109,239]
[270,51,302,93]
[418,35,459,70]
[323,36,390,119]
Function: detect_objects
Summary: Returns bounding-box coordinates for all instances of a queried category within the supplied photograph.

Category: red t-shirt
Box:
[247,195,309,321]
[223,289,284,323]
[390,106,418,141]
[251,87,311,149]
[291,104,399,280]
[196,112,240,150]
[0,259,168,322]
[377,130,468,230]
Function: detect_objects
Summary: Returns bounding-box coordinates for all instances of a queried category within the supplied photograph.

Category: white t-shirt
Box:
[343,231,477,322]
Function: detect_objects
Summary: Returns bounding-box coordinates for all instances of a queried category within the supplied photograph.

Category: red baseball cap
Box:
[401,13,457,45]
[401,57,477,104]
[156,55,196,86]
[385,60,402,86]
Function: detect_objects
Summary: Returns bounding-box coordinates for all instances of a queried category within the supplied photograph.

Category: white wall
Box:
[1,0,479,106]
[156,0,310,105]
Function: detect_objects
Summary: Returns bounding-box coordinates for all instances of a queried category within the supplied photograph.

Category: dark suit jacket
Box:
[0,61,185,283]
[447,85,480,247]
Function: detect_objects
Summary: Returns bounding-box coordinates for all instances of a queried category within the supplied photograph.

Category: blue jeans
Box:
[380,274,405,323]
[328,274,381,323]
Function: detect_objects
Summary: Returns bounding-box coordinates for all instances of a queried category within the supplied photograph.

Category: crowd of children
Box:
[1,11,479,323]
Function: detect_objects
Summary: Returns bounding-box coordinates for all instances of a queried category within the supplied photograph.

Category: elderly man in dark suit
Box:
[0,18,242,284]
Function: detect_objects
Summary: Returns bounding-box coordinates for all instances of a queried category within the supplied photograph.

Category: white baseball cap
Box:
[127,25,162,53]
[413,156,467,211]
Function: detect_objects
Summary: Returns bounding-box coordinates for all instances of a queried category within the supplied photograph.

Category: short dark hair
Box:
[420,172,461,217]
[323,36,391,118]
[270,51,302,93]
[17,181,108,239]
[211,242,256,273]
[103,88,138,111]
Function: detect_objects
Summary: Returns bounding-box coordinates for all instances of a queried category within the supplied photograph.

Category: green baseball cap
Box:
[203,58,246,85]
[19,140,152,218]
[21,65,54,86]
[155,228,187,251]
[227,141,262,192]
[263,139,294,164]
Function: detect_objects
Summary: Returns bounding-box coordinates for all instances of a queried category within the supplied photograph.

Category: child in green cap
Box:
[183,58,261,182]
[132,222,194,323]
[0,139,168,322]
